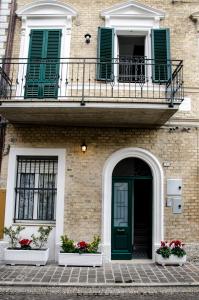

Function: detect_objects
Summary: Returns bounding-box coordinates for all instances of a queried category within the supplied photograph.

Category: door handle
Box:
[117,229,125,233]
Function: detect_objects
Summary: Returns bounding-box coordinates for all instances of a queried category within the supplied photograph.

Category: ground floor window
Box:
[14,156,58,222]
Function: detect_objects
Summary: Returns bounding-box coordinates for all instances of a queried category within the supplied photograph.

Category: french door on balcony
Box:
[118,36,146,83]
[97,27,171,83]
[25,29,61,99]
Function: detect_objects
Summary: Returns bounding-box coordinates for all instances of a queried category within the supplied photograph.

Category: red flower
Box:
[169,240,183,248]
[161,241,166,247]
[161,241,169,248]
[77,241,88,249]
[19,239,32,246]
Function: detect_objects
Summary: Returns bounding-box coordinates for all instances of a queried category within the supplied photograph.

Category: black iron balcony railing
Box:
[0,57,184,107]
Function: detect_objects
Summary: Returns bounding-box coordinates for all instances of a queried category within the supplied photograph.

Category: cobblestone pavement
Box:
[0,263,199,285]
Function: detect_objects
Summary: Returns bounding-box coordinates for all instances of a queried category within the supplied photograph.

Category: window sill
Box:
[13,220,56,227]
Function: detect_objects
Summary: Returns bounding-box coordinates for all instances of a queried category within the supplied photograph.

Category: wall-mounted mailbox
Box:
[167,179,182,195]
[172,196,182,214]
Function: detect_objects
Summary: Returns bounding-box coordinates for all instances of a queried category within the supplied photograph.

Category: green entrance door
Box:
[111,179,132,260]
[111,177,152,260]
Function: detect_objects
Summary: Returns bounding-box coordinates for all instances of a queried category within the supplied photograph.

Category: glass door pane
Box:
[113,182,128,227]
[112,179,132,260]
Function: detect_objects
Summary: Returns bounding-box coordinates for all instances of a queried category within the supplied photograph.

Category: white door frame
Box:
[102,147,164,262]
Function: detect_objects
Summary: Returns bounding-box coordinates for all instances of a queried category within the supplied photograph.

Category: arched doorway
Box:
[102,148,164,262]
[112,158,152,260]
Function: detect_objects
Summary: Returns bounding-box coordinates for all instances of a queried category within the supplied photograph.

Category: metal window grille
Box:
[14,156,58,222]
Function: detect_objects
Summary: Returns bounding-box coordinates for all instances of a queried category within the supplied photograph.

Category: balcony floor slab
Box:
[0,102,179,127]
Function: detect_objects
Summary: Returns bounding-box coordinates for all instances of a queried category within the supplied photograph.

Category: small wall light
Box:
[84,33,91,44]
[81,143,87,153]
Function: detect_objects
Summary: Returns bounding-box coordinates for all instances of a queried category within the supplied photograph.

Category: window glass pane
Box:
[113,182,128,227]
[38,174,56,220]
[15,156,58,221]
[18,173,35,220]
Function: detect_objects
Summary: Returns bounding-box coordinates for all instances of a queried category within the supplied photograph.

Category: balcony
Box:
[0,57,184,127]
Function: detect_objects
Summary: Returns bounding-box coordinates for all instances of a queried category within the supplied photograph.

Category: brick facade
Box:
[1,0,199,261]
[1,124,199,254]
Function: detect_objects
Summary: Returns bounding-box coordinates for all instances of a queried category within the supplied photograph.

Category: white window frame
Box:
[101,1,165,86]
[14,157,58,222]
[16,1,77,98]
[4,148,66,246]
[114,29,151,82]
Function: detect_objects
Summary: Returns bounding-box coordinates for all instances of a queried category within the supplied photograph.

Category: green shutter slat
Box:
[97,27,114,81]
[151,29,171,83]
[43,30,61,98]
[25,30,44,98]
[29,30,44,59]
[25,30,61,99]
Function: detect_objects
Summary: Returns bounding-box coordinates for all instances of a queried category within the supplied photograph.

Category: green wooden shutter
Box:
[97,27,114,81]
[43,30,61,98]
[25,30,45,98]
[151,29,171,83]
[25,30,61,99]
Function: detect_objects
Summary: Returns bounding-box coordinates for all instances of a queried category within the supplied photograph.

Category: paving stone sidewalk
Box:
[0,263,199,286]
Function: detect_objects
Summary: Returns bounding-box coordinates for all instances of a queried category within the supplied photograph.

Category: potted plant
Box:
[156,240,186,266]
[58,235,102,267]
[4,226,52,266]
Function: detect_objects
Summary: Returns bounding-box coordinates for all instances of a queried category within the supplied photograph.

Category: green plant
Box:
[31,226,53,249]
[60,235,76,253]
[156,244,171,258]
[3,226,25,249]
[171,246,186,257]
[156,240,186,258]
[170,240,186,258]
[87,235,101,253]
[60,234,101,254]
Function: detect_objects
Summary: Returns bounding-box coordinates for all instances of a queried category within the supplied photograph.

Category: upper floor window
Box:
[118,35,145,82]
[98,1,170,84]
[15,0,77,99]
[25,29,62,99]
[97,27,171,83]
[14,156,58,222]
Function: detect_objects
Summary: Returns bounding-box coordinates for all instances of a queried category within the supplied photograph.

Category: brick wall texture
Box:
[1,124,199,245]
[1,0,199,258]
